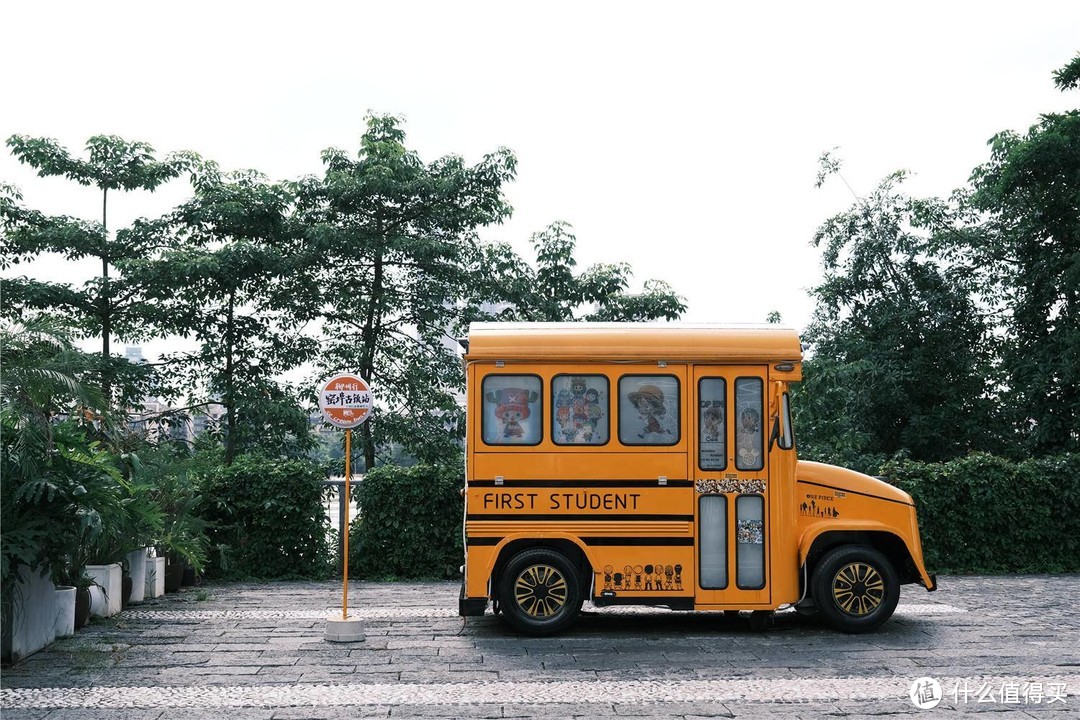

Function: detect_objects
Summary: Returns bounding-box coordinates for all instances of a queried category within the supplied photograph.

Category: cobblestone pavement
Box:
[2,576,1078,719]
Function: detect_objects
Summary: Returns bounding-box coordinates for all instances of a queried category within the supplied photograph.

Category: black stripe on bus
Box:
[797,480,914,507]
[468,479,694,488]
[466,537,501,546]
[467,514,694,522]
[581,537,694,546]
[464,535,691,546]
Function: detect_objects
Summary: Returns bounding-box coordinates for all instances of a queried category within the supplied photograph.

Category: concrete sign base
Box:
[324,616,366,643]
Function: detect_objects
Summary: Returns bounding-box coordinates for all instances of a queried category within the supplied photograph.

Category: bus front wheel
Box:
[811,545,900,633]
[497,548,583,636]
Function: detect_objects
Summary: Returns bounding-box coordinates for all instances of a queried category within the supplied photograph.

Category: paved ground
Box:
[2,576,1078,718]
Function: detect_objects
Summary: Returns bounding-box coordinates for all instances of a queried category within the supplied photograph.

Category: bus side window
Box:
[699,377,726,470]
[618,375,680,446]
[482,375,543,445]
[734,378,764,470]
[552,375,609,445]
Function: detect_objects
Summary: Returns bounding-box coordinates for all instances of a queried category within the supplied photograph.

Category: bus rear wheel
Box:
[498,548,583,636]
[811,545,899,633]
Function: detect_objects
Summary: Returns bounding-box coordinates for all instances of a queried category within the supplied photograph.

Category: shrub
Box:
[350,464,463,579]
[197,454,333,579]
[884,453,1080,573]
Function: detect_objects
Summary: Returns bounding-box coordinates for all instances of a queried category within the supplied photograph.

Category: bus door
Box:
[692,365,772,607]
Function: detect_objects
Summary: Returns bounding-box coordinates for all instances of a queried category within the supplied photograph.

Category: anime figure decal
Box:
[484,384,540,443]
[703,407,723,442]
[553,376,607,444]
[602,558,686,592]
[734,378,764,469]
[628,383,673,441]
[736,407,762,468]
[698,377,726,468]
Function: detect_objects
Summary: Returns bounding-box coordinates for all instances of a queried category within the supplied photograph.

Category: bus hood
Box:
[796,460,914,506]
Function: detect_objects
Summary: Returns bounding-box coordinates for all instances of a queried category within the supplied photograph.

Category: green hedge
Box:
[349,464,463,580]
[197,454,333,579]
[883,453,1080,574]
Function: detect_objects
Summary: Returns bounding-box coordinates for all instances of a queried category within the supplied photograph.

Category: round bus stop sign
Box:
[318,374,373,429]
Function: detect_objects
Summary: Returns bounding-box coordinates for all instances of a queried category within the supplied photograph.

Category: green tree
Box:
[2,135,192,406]
[123,168,316,464]
[294,114,517,470]
[487,221,686,322]
[797,157,1001,471]
[967,55,1080,454]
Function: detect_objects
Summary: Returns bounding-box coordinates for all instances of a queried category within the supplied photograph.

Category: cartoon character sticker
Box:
[699,378,726,469]
[601,559,685,592]
[734,378,763,470]
[482,377,542,444]
[552,376,607,444]
[620,376,679,444]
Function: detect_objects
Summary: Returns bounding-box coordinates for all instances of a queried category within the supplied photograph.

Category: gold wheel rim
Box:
[514,564,568,618]
[832,561,884,616]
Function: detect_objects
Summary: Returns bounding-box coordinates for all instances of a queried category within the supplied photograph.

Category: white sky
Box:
[3,1,1078,358]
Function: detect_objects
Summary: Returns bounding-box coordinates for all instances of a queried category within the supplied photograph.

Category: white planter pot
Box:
[53,586,76,638]
[126,549,147,604]
[85,563,122,617]
[145,557,165,599]
[1,567,57,663]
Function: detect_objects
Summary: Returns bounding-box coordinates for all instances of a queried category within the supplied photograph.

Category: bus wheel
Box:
[498,548,583,636]
[811,545,900,633]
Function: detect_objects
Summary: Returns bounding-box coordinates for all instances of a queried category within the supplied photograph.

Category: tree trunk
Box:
[100,187,111,405]
[224,289,237,466]
[359,252,383,471]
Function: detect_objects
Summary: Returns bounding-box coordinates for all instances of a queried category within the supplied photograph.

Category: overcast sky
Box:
[3,1,1078,352]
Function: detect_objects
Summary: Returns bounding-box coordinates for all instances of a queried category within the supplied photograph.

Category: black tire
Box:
[811,544,900,633]
[498,548,583,636]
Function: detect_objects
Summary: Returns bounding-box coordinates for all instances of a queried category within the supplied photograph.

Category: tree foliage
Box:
[123,168,315,463]
[3,135,193,405]
[798,160,1002,471]
[800,55,1079,468]
[967,62,1080,455]
[486,221,686,322]
[294,113,518,469]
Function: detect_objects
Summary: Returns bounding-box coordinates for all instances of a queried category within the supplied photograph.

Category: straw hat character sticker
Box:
[628,382,673,441]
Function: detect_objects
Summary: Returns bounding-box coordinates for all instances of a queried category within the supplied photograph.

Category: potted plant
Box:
[148,464,209,592]
[81,464,164,614]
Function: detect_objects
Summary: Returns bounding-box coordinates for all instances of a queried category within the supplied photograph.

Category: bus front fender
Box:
[798,520,935,590]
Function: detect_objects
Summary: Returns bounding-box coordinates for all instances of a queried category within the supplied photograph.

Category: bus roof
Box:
[465,322,803,363]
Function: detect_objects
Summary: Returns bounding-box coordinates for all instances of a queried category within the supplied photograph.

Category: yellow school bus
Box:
[458,323,936,634]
